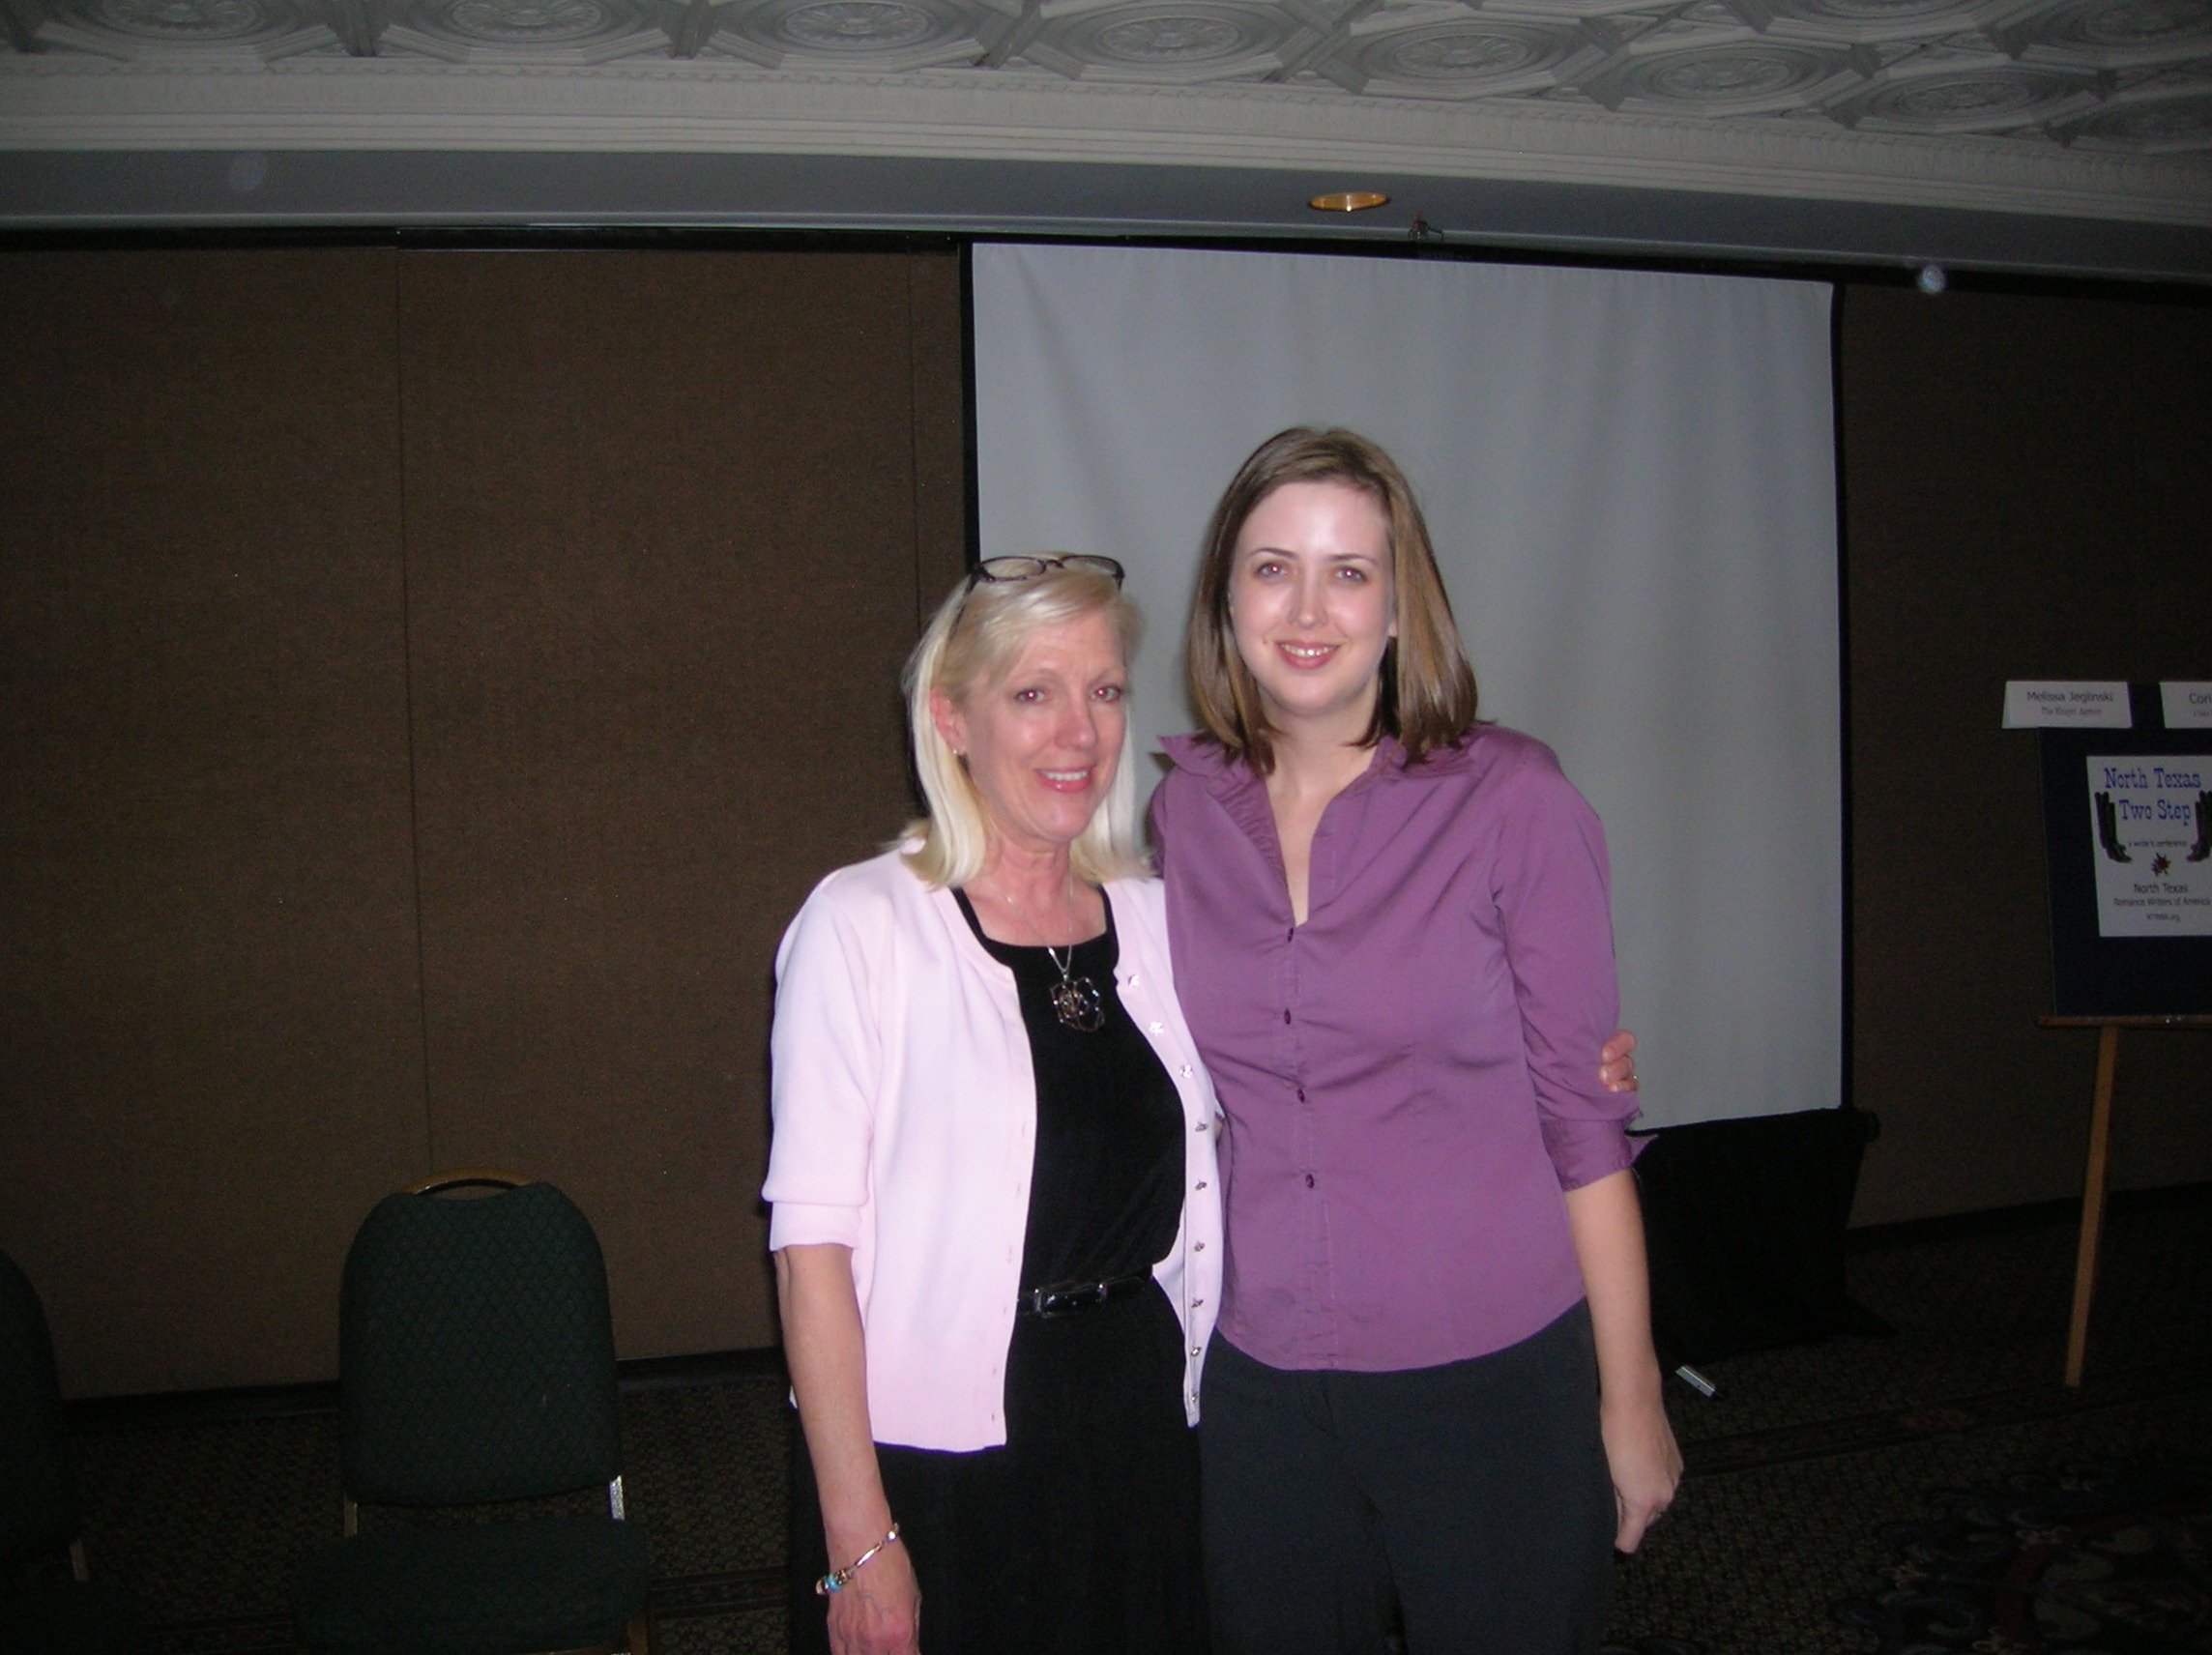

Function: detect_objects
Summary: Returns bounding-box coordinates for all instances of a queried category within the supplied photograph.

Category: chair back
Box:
[0,1249,78,1565]
[339,1180,623,1508]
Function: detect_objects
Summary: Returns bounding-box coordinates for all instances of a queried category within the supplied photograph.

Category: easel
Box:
[2036,1014,2212,1386]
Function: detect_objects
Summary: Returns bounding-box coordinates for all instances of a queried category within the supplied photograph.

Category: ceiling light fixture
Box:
[1310,191,1389,213]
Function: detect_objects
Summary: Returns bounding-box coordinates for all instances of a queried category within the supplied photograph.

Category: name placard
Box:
[2005,682,2132,729]
[2163,682,2212,729]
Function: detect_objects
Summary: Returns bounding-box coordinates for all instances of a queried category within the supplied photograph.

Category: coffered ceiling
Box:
[11,0,2212,150]
[3,0,2208,275]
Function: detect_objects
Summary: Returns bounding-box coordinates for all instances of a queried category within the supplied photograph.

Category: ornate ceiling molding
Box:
[7,0,2210,230]
[5,53,2207,222]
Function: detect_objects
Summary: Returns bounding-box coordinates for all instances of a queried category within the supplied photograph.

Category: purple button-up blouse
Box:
[1150,724,1640,1374]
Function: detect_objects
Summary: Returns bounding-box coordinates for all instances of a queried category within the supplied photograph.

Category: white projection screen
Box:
[972,242,1840,1129]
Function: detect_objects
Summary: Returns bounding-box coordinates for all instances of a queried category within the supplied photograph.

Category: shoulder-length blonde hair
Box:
[901,563,1150,889]
[1186,427,1479,774]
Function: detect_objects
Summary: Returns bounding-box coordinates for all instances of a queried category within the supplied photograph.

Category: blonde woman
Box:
[766,558,1218,1655]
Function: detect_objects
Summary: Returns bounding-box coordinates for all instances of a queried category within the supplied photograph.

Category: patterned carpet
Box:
[1831,1453,2210,1652]
[69,1378,796,1655]
[61,1192,2212,1655]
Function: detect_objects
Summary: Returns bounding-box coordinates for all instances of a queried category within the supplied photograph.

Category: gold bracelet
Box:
[816,1522,901,1596]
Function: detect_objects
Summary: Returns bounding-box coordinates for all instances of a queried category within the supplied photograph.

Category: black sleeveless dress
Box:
[789,889,1208,1655]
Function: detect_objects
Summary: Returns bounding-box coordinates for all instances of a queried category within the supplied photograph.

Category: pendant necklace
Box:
[997,886,1106,1033]
[1041,942,1106,1033]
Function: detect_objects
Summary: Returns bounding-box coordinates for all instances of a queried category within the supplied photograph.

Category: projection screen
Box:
[972,243,1840,1129]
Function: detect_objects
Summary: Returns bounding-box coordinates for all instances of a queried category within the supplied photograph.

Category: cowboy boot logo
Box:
[2094,792,2133,863]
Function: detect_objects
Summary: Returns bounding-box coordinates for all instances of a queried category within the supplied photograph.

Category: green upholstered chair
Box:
[291,1173,652,1655]
[0,1249,151,1655]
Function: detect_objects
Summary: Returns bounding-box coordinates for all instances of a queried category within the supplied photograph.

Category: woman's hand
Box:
[826,1540,922,1655]
[1599,1030,1639,1092]
[1599,1384,1681,1553]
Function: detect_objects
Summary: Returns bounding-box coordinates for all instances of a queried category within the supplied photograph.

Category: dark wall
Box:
[1840,285,2212,1225]
[3,248,2206,1393]
[0,247,967,1397]
[0,249,425,1399]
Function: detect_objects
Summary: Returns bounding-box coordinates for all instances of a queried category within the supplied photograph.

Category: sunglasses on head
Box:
[971,555,1125,587]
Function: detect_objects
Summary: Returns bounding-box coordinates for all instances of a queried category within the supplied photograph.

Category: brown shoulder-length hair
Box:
[1186,426,1479,773]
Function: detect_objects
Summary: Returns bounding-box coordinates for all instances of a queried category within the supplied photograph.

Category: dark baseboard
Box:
[66,1345,790,1433]
[70,1182,2211,1430]
[68,1377,342,1433]
[1847,1178,2212,1253]
[617,1345,789,1391]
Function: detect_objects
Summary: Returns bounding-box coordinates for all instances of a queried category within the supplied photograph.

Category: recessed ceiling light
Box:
[1309,191,1389,213]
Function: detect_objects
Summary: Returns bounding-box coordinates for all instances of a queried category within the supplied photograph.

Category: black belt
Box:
[1018,1272,1153,1320]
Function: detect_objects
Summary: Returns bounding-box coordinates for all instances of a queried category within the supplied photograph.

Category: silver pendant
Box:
[1050,974,1106,1033]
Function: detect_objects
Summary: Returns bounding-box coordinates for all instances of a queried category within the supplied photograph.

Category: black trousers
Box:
[1200,1301,1615,1655]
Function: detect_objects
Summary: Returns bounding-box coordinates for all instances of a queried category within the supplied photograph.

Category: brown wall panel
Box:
[9,241,2201,1391]
[1841,287,2212,1225]
[0,249,427,1397]
[396,250,965,1359]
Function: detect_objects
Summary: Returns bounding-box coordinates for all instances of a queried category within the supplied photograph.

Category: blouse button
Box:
[1192,1298,1204,1308]
[1150,1021,1164,1034]
[1194,1241,1206,1252]
[1181,1065,1193,1080]
[1195,1181,1208,1191]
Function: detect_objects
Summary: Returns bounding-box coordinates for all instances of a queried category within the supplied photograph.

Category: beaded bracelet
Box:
[816,1522,902,1597]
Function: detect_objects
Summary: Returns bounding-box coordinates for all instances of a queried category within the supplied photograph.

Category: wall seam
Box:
[958,241,980,580]
[393,247,438,1176]
[909,252,926,631]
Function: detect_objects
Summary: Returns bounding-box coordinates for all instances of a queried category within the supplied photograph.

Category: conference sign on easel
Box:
[2015,681,2212,1017]
[2084,754,2212,937]
[2015,682,2212,1387]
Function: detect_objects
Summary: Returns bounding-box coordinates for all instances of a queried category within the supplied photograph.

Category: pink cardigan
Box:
[764,848,1224,1452]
